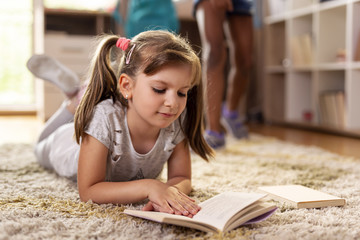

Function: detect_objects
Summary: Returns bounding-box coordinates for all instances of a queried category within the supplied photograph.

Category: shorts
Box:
[193,0,253,17]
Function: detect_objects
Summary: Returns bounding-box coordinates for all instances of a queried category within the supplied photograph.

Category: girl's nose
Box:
[164,92,178,109]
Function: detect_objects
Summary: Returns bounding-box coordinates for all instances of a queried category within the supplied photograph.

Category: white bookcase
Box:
[263,0,360,136]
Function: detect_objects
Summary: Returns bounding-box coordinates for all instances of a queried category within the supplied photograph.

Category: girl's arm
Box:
[78,134,152,204]
[78,135,200,216]
[166,139,193,194]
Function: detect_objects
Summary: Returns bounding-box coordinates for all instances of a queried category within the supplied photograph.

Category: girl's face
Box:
[127,64,192,130]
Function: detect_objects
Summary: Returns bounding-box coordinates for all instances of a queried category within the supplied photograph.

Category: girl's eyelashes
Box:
[177,92,187,97]
[152,87,187,97]
[152,88,166,94]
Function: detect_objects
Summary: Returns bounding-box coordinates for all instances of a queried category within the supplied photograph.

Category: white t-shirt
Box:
[85,99,185,182]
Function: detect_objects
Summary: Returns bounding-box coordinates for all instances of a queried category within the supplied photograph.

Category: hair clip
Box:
[125,44,136,65]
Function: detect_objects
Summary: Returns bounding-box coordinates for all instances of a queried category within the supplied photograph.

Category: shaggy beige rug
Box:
[1,134,360,240]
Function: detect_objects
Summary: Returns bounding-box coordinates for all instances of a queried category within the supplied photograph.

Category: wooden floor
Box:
[249,123,360,159]
[1,115,360,158]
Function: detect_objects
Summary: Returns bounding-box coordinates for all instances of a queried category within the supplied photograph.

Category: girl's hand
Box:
[142,201,195,218]
[143,182,201,217]
[210,0,233,11]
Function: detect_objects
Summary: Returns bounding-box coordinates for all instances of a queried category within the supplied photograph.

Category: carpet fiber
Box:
[1,134,360,239]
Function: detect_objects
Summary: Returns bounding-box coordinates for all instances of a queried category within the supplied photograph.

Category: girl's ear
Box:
[119,73,133,99]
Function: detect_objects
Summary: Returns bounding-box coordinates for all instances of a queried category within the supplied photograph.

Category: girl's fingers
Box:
[148,197,200,217]
[179,199,201,215]
[177,191,196,202]
[176,192,201,212]
[142,201,154,211]
[153,200,174,214]
[151,201,183,216]
[146,186,201,216]
[168,196,200,216]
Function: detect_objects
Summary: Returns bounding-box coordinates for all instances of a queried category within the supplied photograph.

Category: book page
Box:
[192,192,266,231]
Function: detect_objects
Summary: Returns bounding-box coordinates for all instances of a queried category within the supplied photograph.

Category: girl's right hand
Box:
[144,181,200,217]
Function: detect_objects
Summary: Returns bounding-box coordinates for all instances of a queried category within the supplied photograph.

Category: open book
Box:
[124,192,277,233]
[259,185,346,208]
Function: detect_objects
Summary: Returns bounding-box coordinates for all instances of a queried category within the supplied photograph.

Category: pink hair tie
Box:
[116,37,136,64]
[116,37,130,50]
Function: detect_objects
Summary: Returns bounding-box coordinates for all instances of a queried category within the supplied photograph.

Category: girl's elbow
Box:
[78,184,94,203]
[79,190,91,203]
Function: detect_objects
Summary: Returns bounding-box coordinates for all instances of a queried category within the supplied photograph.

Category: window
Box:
[0,1,34,107]
[0,0,117,112]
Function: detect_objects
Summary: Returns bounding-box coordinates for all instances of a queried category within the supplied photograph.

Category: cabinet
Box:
[33,0,113,121]
[263,0,360,136]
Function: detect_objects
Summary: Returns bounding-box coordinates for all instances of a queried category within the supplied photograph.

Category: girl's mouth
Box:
[159,112,175,118]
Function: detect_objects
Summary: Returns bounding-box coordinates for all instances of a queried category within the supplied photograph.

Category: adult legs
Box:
[196,1,227,134]
[224,14,253,114]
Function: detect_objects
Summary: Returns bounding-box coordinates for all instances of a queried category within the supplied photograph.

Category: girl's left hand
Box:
[142,186,200,218]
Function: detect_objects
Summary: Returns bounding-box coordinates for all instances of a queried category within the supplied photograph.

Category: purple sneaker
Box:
[221,105,248,139]
[204,130,225,150]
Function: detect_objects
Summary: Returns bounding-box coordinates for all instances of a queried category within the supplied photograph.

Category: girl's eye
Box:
[153,88,165,94]
[178,91,187,98]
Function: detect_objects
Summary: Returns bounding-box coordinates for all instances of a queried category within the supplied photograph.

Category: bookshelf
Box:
[263,0,360,136]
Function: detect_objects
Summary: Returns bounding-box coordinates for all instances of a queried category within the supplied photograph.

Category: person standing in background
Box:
[194,0,254,149]
[113,0,179,38]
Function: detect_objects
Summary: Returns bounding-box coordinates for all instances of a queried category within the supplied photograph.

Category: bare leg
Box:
[196,1,227,134]
[224,15,253,113]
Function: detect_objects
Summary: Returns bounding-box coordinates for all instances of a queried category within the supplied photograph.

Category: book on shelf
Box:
[259,185,346,209]
[290,36,303,66]
[124,192,277,233]
[290,33,313,66]
[318,91,346,128]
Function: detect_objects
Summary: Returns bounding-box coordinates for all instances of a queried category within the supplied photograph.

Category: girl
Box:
[30,30,213,217]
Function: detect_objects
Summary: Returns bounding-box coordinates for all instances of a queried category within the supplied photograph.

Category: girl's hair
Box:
[74,30,213,161]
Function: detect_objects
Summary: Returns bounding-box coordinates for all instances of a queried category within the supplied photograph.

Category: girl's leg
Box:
[27,54,80,98]
[35,118,79,180]
[27,54,84,142]
[27,55,82,172]
[34,93,82,177]
[196,1,227,135]
[36,101,74,143]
